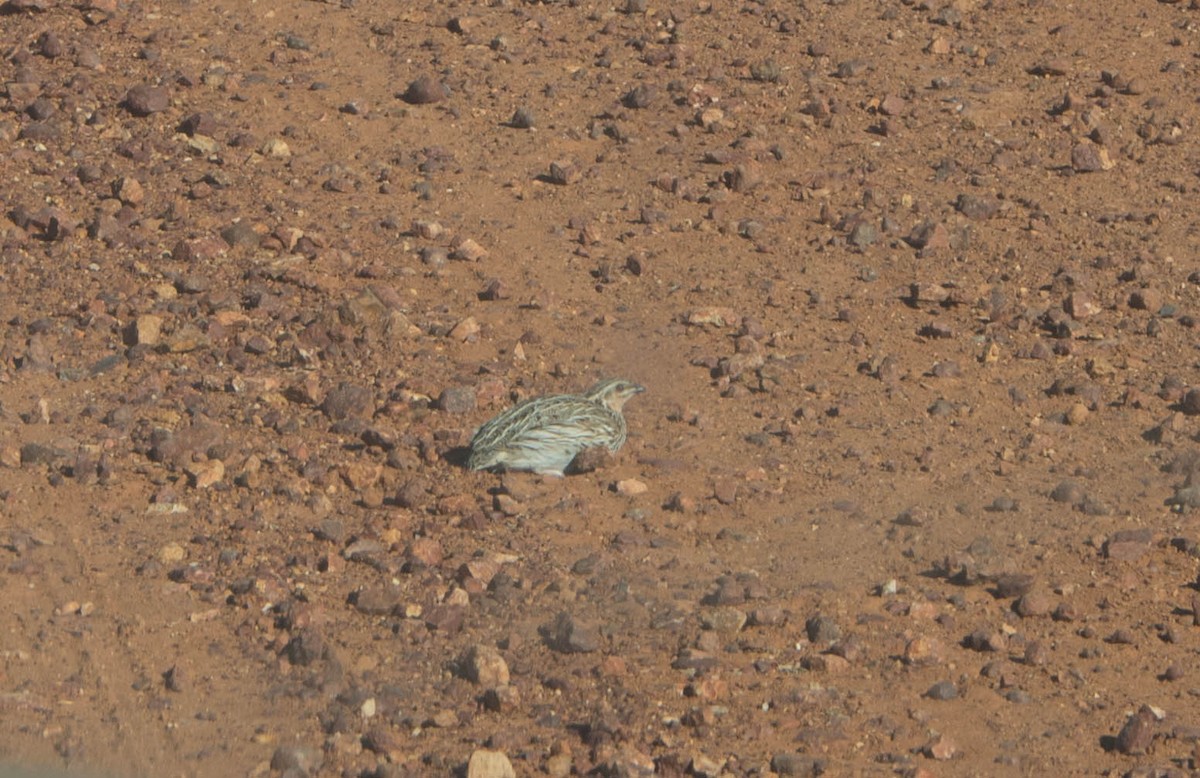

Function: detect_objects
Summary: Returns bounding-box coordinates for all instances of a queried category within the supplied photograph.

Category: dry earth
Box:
[3,0,1200,776]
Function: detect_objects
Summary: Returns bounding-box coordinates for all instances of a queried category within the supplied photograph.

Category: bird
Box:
[467,378,645,476]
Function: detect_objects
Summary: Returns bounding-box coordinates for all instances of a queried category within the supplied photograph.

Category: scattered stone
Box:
[421,246,449,267]
[1114,705,1157,755]
[402,75,447,104]
[713,478,738,505]
[955,193,999,220]
[1129,288,1162,312]
[910,283,950,304]
[1065,291,1101,319]
[879,93,905,116]
[1071,142,1114,172]
[113,177,144,206]
[424,605,466,634]
[1030,59,1069,77]
[184,459,224,489]
[904,636,944,666]
[988,495,1017,512]
[805,614,841,643]
[131,314,162,346]
[546,753,572,777]
[122,85,170,117]
[449,316,480,342]
[1014,590,1052,617]
[547,160,579,185]
[615,478,647,496]
[1050,480,1084,504]
[963,629,1007,652]
[726,163,762,193]
[925,680,958,700]
[261,138,291,158]
[361,727,404,759]
[411,219,443,239]
[801,653,851,674]
[36,30,63,57]
[770,753,827,776]
[548,612,600,653]
[1181,389,1200,416]
[701,607,747,634]
[992,572,1035,598]
[1024,641,1050,666]
[220,221,260,248]
[622,84,656,109]
[566,446,615,474]
[1105,628,1136,645]
[1104,528,1154,561]
[173,237,226,262]
[177,112,217,136]
[1066,402,1089,425]
[748,605,787,629]
[750,59,782,83]
[482,685,520,713]
[163,664,186,692]
[351,586,402,616]
[925,734,959,760]
[834,59,869,78]
[685,307,740,327]
[460,644,510,687]
[907,221,950,251]
[321,383,375,421]
[1053,602,1078,622]
[479,279,509,301]
[451,238,488,261]
[448,16,480,36]
[509,106,535,128]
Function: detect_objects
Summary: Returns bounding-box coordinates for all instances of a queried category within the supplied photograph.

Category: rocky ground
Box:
[3,0,1200,776]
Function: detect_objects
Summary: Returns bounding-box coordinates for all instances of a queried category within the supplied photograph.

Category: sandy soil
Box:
[3,0,1200,776]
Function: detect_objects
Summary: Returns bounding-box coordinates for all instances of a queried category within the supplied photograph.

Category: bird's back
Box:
[467,392,626,473]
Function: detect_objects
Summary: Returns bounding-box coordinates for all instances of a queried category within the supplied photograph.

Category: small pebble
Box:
[925,680,958,700]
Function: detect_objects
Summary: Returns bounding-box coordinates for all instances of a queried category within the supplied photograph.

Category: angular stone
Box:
[1104,528,1154,561]
[547,160,578,185]
[321,383,374,421]
[451,238,488,261]
[1065,291,1100,319]
[131,314,162,346]
[114,177,144,206]
[460,644,510,687]
[955,193,999,220]
[908,221,950,251]
[1115,705,1157,755]
[548,612,600,653]
[184,459,224,489]
[1071,142,1114,172]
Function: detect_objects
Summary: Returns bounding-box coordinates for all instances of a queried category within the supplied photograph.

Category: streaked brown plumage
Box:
[467,378,645,475]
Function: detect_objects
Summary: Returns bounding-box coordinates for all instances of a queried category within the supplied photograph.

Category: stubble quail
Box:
[467,378,645,476]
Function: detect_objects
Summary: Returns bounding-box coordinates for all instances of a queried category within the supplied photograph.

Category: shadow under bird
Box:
[467,378,645,476]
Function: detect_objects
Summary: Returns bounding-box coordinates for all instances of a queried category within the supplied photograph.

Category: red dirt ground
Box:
[3,1,1200,776]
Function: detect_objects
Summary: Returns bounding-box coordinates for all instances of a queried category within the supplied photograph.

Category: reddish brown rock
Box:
[123,84,169,115]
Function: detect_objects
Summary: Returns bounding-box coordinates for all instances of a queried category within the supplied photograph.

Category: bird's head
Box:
[585,378,645,412]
